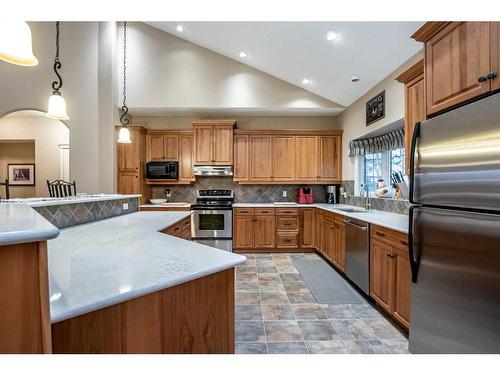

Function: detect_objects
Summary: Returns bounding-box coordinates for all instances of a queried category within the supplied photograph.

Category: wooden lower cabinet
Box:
[332,218,346,272]
[233,216,256,249]
[300,208,315,248]
[370,226,411,329]
[51,269,235,354]
[163,216,192,240]
[255,215,276,248]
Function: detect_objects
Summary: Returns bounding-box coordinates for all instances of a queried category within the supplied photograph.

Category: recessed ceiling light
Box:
[351,75,360,82]
[302,78,311,84]
[326,30,340,41]
[176,25,184,32]
[239,50,248,58]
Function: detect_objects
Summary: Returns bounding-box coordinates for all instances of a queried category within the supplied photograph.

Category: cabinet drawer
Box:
[370,225,408,251]
[277,217,299,231]
[255,208,275,216]
[234,208,255,216]
[181,218,191,230]
[276,233,299,248]
[276,208,299,216]
[164,223,183,237]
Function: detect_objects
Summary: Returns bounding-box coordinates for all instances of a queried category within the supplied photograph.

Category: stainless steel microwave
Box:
[145,161,178,180]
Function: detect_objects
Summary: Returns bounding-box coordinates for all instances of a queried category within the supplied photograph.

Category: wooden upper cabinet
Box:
[178,135,194,183]
[193,126,214,165]
[147,134,178,161]
[272,136,296,182]
[233,135,249,182]
[249,135,273,181]
[491,22,500,91]
[193,120,235,165]
[396,60,425,176]
[296,136,318,181]
[213,126,234,165]
[118,128,141,172]
[413,22,493,116]
[318,136,341,182]
[118,172,140,195]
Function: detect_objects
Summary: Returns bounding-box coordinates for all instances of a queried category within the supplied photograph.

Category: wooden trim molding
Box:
[411,22,451,42]
[395,59,424,84]
[234,129,343,136]
[192,119,236,127]
[146,129,194,135]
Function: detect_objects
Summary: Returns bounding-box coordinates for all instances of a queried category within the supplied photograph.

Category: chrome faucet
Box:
[364,185,371,210]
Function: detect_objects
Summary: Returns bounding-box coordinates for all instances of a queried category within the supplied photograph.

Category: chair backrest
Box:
[47,179,77,198]
[0,179,9,199]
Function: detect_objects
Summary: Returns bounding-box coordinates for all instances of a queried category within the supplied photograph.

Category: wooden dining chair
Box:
[0,179,10,199]
[47,179,77,198]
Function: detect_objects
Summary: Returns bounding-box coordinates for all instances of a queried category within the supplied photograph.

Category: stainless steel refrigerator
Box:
[408,93,500,354]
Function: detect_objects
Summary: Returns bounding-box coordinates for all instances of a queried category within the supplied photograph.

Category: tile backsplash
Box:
[152,177,332,204]
[339,180,410,215]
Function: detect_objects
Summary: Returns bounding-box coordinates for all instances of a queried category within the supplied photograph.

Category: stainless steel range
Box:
[191,189,233,252]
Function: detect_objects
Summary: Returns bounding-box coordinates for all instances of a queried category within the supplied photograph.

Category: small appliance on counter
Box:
[297,187,313,204]
[327,185,338,204]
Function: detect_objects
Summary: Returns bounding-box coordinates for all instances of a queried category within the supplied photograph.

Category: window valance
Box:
[348,128,405,157]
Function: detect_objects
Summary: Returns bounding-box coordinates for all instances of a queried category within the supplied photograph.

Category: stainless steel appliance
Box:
[191,189,233,252]
[327,185,337,204]
[409,93,500,354]
[344,218,370,294]
[193,165,233,177]
[145,161,178,180]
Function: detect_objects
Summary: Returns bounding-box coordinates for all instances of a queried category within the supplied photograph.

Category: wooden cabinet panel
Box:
[148,134,165,161]
[333,220,346,272]
[254,216,276,249]
[118,140,139,172]
[233,217,254,249]
[491,22,500,91]
[233,208,255,216]
[393,248,411,329]
[117,172,139,195]
[296,136,318,181]
[272,136,296,181]
[277,216,299,231]
[370,239,395,313]
[276,233,299,248]
[255,208,274,216]
[276,208,299,216]
[301,208,315,248]
[249,136,273,181]
[193,126,213,165]
[179,135,194,183]
[405,74,425,175]
[163,135,179,161]
[318,136,341,182]
[213,126,233,165]
[233,135,249,182]
[425,22,491,116]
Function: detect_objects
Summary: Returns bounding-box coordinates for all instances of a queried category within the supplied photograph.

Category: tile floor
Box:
[235,252,409,354]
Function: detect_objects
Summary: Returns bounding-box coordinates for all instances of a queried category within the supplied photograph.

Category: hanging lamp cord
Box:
[51,21,63,93]
[120,21,130,126]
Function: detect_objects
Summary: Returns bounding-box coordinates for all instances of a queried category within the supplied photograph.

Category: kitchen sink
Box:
[336,207,368,213]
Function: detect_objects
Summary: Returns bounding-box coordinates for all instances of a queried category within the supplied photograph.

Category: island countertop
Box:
[47,211,246,323]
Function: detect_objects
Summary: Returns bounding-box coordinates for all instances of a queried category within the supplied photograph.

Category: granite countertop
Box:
[47,211,246,323]
[1,194,141,207]
[0,204,60,246]
[233,203,409,233]
[140,203,191,208]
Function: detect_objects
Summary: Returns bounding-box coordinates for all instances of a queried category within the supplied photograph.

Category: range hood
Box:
[193,165,233,176]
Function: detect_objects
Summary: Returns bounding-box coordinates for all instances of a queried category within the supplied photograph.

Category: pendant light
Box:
[0,21,38,66]
[117,21,131,144]
[46,21,70,120]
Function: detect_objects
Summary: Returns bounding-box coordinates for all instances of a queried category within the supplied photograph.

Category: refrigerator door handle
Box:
[409,122,421,205]
[408,205,420,283]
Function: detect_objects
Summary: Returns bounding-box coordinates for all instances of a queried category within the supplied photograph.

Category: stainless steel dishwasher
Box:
[344,218,370,294]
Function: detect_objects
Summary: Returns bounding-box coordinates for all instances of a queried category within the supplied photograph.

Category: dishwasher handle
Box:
[343,219,368,231]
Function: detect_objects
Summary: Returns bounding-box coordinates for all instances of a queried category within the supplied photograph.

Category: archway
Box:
[0,109,70,198]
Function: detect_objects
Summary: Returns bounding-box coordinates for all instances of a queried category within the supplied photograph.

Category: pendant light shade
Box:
[46,92,69,120]
[117,126,131,143]
[118,21,131,144]
[0,21,38,66]
[46,22,70,120]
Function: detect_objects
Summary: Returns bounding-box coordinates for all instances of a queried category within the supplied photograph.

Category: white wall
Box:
[122,22,343,112]
[337,51,423,180]
[0,21,117,194]
[0,113,70,196]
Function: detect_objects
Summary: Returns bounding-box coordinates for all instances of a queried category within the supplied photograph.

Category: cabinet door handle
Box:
[375,231,385,237]
[487,72,497,80]
[284,239,292,243]
[284,223,292,226]
[386,252,395,258]
[478,75,488,82]
[400,240,408,246]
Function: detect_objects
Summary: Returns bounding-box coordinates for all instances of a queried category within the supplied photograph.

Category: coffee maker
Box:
[327,185,337,204]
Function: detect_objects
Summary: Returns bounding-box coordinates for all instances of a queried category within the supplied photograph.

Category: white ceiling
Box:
[147,22,424,107]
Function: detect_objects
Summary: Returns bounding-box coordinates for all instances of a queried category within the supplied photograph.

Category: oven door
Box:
[192,209,232,239]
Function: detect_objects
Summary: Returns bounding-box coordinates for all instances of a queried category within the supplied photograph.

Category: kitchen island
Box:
[0,202,245,354]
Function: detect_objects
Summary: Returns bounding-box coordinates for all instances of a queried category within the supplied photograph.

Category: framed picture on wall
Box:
[7,163,36,186]
[366,90,385,126]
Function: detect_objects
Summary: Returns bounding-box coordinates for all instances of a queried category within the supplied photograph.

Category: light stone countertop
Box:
[1,194,141,207]
[47,211,246,323]
[0,204,60,246]
[140,203,192,208]
[233,203,409,234]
